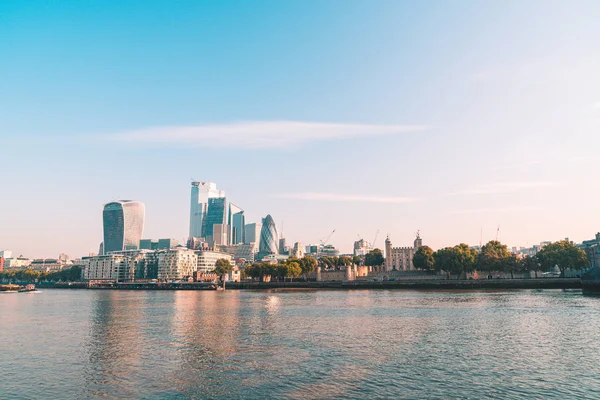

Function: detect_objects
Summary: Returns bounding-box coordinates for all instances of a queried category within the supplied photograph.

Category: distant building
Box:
[4,257,31,269]
[102,200,145,254]
[245,223,261,247]
[217,243,258,262]
[195,250,233,274]
[291,242,304,258]
[319,244,340,257]
[30,258,72,272]
[213,224,228,246]
[205,197,228,244]
[259,215,278,257]
[0,250,12,259]
[157,248,198,281]
[187,237,210,251]
[229,203,245,245]
[279,238,288,255]
[139,238,179,250]
[83,250,159,281]
[0,257,4,271]
[189,181,225,239]
[384,233,423,271]
[354,239,372,257]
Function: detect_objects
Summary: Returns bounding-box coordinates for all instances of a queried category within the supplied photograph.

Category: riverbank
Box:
[18,278,584,290]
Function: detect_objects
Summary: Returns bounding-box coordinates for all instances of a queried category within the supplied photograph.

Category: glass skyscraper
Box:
[259,214,278,255]
[229,203,245,245]
[204,197,227,240]
[189,181,225,239]
[102,200,145,254]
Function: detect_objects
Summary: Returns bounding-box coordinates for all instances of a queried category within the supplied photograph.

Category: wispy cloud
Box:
[104,121,428,149]
[275,192,421,204]
[447,206,539,215]
[447,181,561,196]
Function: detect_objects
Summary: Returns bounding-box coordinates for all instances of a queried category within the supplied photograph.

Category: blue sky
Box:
[2,0,600,258]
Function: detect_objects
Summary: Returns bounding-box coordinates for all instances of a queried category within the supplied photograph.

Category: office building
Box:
[82,254,128,281]
[102,200,145,254]
[213,224,228,246]
[139,238,179,250]
[217,243,258,262]
[205,197,228,242]
[83,250,159,281]
[229,203,245,245]
[291,242,304,258]
[259,214,278,256]
[279,238,288,255]
[0,250,12,259]
[195,250,233,274]
[354,239,372,257]
[4,257,31,269]
[245,223,261,247]
[189,181,225,239]
[157,248,198,281]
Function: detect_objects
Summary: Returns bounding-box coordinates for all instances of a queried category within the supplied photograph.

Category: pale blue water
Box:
[1,289,599,399]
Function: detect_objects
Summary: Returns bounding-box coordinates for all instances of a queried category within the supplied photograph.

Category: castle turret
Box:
[414,231,422,249]
[385,236,392,271]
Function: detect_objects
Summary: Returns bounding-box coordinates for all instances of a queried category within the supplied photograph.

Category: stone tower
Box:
[414,231,422,249]
[385,236,392,271]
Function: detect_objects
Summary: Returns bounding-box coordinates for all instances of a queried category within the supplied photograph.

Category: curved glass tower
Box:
[103,200,145,254]
[259,214,278,255]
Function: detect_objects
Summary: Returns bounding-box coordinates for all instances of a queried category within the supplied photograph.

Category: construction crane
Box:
[320,229,336,246]
[371,229,379,249]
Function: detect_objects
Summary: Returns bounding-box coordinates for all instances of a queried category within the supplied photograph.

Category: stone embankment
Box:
[227,278,582,290]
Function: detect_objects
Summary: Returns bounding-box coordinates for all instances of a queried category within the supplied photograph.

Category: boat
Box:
[0,284,22,293]
[19,284,37,293]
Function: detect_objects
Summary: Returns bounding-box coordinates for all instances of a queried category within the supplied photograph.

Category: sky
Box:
[1,0,600,258]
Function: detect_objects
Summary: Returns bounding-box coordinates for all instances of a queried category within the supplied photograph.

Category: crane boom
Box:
[372,229,379,249]
[320,229,336,245]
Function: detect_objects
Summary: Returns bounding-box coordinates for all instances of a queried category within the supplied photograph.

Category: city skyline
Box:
[2,1,600,258]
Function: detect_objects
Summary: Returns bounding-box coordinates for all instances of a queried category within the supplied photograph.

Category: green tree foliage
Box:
[520,255,540,277]
[0,266,83,283]
[298,256,317,278]
[365,248,385,267]
[412,245,435,272]
[537,240,588,277]
[213,258,233,281]
[286,261,302,281]
[433,244,477,279]
[352,255,361,266]
[476,241,512,273]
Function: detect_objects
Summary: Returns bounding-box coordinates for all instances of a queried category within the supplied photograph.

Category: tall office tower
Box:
[204,197,228,242]
[244,223,261,247]
[279,238,288,255]
[189,181,225,239]
[229,203,245,245]
[103,200,145,254]
[259,215,278,255]
[213,224,228,246]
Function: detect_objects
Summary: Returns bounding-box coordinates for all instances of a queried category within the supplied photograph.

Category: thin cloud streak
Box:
[447,206,539,215]
[275,192,421,204]
[447,181,562,196]
[104,121,428,149]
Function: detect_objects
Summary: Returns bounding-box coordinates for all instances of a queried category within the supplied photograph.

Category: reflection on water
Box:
[1,290,600,399]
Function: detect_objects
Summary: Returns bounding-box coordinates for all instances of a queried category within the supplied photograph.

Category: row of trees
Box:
[0,266,83,283]
[412,240,588,278]
[243,256,318,281]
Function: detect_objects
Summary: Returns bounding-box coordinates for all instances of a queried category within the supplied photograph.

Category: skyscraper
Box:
[102,200,145,254]
[229,203,245,245]
[204,197,227,242]
[189,181,225,239]
[259,214,278,255]
[244,223,261,247]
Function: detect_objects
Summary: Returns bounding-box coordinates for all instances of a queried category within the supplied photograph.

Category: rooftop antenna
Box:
[496,225,500,241]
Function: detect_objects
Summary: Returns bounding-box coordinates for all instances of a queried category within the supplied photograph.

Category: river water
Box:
[1,289,599,399]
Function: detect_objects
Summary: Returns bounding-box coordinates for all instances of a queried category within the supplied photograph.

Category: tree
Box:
[476,240,511,274]
[352,255,361,266]
[365,249,385,268]
[521,255,540,278]
[299,256,317,279]
[337,256,352,268]
[537,240,588,277]
[433,244,477,279]
[286,261,301,281]
[413,245,435,272]
[213,259,233,282]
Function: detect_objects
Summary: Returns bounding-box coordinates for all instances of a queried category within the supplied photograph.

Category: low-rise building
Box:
[30,258,72,272]
[82,254,128,281]
[4,257,31,270]
[195,250,233,274]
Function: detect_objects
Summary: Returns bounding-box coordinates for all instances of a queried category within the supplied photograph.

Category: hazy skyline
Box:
[2,0,600,258]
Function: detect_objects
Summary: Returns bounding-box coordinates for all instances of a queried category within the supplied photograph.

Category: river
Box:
[1,289,599,399]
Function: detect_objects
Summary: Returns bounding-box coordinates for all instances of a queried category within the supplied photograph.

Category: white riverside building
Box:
[384,234,423,271]
[157,248,198,281]
[196,250,233,274]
